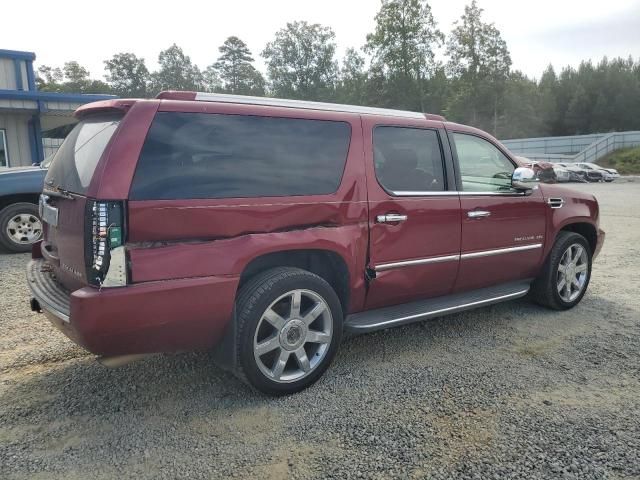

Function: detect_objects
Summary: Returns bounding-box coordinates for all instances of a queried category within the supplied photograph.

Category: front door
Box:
[449,131,547,292]
[364,118,461,309]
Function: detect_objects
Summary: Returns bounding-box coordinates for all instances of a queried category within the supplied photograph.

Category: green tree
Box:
[365,0,443,110]
[336,48,368,105]
[104,53,150,97]
[262,21,338,100]
[36,65,63,90]
[38,61,111,94]
[202,65,223,93]
[213,36,265,95]
[445,0,511,133]
[151,44,203,94]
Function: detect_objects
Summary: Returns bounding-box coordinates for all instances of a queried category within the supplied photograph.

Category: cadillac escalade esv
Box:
[28,92,605,395]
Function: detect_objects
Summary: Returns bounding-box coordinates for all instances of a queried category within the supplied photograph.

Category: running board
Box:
[345,280,531,334]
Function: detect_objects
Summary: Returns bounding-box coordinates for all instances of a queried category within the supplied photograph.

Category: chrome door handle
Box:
[467,210,491,219]
[377,213,408,223]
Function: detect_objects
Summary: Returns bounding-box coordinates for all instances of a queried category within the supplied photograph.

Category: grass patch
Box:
[599,146,640,174]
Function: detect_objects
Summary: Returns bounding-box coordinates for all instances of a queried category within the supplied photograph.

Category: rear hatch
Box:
[41,114,123,290]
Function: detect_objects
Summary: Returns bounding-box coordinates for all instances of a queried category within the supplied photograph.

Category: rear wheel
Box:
[532,231,592,310]
[0,203,43,253]
[234,267,343,395]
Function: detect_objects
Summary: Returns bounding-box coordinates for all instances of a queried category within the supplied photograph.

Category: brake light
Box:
[86,200,127,286]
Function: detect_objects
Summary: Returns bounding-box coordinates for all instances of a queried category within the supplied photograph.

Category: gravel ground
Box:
[1,180,639,479]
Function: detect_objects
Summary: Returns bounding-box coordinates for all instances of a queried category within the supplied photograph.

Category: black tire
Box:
[531,231,592,310]
[0,202,42,253]
[234,267,343,395]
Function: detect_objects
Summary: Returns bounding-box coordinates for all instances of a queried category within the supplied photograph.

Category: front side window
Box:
[373,126,446,193]
[130,113,351,200]
[0,129,8,167]
[453,133,515,192]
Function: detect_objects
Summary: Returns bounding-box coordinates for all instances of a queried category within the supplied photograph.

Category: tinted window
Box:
[373,127,446,193]
[45,114,121,194]
[130,113,351,200]
[453,133,515,192]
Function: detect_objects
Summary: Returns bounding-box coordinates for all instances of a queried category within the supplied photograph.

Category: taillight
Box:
[85,200,127,287]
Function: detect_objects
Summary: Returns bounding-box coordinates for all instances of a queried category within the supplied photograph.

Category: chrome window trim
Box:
[460,243,542,259]
[355,288,530,330]
[389,190,457,197]
[376,254,460,272]
[374,243,542,272]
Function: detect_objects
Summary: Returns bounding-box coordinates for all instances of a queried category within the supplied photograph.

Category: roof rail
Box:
[156,91,446,121]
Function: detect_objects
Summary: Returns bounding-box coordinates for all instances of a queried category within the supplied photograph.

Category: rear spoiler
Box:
[74,99,139,119]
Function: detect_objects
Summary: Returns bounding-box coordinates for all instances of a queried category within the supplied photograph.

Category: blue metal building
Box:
[0,49,115,167]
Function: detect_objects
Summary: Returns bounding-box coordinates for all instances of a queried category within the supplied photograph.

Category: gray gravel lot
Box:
[1,180,639,479]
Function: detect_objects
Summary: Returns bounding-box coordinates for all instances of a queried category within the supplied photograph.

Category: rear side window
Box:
[373,126,446,193]
[45,114,121,194]
[130,113,351,200]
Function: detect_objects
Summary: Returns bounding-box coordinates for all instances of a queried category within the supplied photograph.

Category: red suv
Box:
[28,92,605,395]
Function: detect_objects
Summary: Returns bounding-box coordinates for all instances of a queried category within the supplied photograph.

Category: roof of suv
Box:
[155,91,447,121]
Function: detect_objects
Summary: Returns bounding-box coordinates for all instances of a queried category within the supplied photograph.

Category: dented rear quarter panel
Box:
[124,103,369,313]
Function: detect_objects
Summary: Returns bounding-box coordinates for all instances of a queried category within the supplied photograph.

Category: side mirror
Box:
[512,167,538,191]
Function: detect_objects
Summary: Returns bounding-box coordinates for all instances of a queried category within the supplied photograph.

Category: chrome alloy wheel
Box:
[557,243,588,302]
[253,289,333,383]
[6,213,42,245]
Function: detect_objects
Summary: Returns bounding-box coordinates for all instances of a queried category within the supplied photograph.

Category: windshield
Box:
[44,114,121,194]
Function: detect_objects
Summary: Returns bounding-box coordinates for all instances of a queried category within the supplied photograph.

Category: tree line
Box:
[36,0,640,139]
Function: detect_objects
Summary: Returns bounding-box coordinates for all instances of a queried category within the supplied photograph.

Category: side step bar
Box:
[345,280,531,334]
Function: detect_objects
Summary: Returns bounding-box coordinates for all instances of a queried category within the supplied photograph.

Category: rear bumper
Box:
[27,259,239,356]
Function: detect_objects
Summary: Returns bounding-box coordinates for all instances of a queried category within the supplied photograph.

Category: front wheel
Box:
[234,267,343,395]
[532,231,592,310]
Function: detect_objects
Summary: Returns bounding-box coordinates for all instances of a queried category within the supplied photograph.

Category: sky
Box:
[2,0,639,81]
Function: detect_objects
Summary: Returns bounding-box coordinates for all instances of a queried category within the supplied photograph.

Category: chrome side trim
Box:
[461,243,542,259]
[375,254,460,272]
[356,289,529,330]
[386,190,527,197]
[374,243,542,271]
[459,191,526,196]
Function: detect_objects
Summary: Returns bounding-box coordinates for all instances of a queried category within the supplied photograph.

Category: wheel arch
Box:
[559,222,597,255]
[238,249,351,315]
[0,194,40,212]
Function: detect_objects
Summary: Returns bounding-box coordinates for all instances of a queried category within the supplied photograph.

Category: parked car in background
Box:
[0,156,50,252]
[28,93,604,395]
[551,165,571,182]
[575,162,617,181]
[556,162,604,182]
[554,163,587,183]
[515,157,557,183]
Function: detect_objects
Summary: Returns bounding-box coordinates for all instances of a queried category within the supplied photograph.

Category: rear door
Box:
[41,114,122,290]
[364,116,461,309]
[448,131,546,292]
